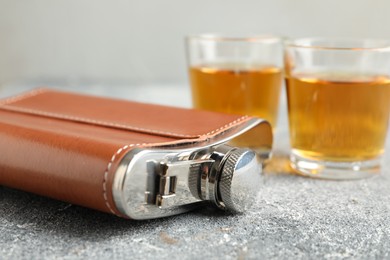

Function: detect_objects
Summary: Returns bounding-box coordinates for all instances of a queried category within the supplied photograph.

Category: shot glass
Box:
[284,38,390,179]
[186,35,283,128]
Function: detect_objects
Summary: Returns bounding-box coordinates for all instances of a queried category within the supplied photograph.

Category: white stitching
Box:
[0,105,249,140]
[103,143,147,216]
[0,89,250,139]
[1,105,197,139]
[0,89,196,138]
[0,88,48,106]
[203,115,249,136]
[1,89,250,140]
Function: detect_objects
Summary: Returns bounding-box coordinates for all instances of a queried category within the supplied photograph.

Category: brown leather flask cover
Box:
[0,89,272,218]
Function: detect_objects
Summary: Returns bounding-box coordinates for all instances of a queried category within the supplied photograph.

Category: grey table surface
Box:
[1,84,390,260]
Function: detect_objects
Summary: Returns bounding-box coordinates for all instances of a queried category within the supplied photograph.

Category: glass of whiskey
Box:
[285,38,390,179]
[186,35,283,129]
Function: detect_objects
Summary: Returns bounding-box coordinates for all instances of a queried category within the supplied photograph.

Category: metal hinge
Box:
[145,159,214,209]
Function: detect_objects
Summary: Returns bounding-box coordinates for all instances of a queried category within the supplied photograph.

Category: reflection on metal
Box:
[112,118,272,220]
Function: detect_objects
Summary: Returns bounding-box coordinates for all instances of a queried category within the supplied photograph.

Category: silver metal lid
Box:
[217,148,262,213]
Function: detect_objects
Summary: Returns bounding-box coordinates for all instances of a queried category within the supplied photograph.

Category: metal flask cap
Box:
[213,147,262,213]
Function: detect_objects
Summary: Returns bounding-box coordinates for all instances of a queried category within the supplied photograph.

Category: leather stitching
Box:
[103,143,146,216]
[0,88,48,106]
[1,105,198,138]
[0,103,249,139]
[0,89,197,138]
[204,116,249,136]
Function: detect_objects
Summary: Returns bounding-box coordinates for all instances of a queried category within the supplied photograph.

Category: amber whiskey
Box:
[189,64,282,127]
[286,73,390,161]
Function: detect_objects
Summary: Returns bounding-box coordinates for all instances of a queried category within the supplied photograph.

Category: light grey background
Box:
[0,0,389,87]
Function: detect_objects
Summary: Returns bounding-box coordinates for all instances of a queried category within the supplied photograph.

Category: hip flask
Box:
[0,89,272,220]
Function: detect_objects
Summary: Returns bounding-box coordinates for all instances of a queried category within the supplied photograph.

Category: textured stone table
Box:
[1,84,390,259]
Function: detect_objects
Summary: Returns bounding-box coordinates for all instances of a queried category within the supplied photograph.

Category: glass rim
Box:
[285,37,390,51]
[186,34,283,43]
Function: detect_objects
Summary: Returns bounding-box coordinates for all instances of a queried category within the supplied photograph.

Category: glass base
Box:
[290,152,381,180]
